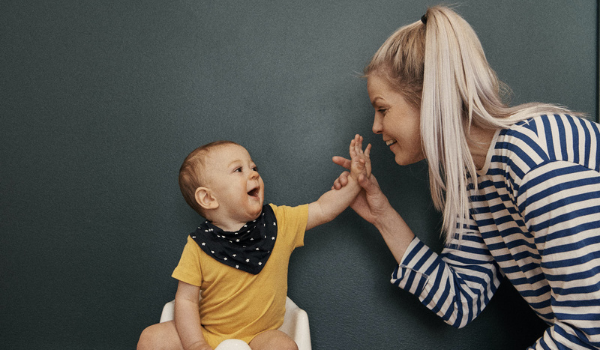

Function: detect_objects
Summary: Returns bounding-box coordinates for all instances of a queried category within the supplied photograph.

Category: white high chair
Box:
[159,296,311,350]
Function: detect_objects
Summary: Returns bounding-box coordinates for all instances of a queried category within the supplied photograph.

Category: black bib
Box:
[190,205,277,274]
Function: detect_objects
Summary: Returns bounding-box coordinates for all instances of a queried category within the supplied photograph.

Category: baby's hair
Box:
[179,140,240,215]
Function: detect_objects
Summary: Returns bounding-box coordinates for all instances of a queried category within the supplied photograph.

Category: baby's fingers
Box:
[332,171,351,190]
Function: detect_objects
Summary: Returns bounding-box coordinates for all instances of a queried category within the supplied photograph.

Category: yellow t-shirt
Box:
[172,203,308,348]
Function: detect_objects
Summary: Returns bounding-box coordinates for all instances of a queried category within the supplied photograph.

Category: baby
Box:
[137,135,370,350]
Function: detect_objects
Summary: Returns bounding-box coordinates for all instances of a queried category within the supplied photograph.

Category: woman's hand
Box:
[331,156,391,226]
[332,155,415,263]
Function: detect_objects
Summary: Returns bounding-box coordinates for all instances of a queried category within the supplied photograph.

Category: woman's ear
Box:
[195,187,219,211]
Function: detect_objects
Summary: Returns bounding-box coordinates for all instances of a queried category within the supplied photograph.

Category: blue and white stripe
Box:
[393,114,600,349]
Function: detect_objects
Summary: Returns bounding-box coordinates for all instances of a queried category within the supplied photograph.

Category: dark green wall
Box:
[1,1,597,349]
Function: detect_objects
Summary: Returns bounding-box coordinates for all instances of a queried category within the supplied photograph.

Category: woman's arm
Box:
[174,281,212,350]
[332,156,502,328]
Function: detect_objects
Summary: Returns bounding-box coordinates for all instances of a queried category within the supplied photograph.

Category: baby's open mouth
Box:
[248,188,260,197]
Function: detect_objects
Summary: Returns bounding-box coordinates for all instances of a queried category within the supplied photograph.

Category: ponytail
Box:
[365,5,571,242]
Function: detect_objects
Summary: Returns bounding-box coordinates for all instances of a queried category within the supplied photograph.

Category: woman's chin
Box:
[394,153,425,166]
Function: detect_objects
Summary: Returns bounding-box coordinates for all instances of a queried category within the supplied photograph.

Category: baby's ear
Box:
[195,187,219,210]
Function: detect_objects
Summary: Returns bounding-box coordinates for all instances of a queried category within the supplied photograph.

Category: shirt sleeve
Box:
[269,203,309,250]
[518,161,600,349]
[172,236,203,287]
[391,216,502,329]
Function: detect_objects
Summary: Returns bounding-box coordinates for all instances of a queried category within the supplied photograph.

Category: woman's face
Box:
[367,74,424,165]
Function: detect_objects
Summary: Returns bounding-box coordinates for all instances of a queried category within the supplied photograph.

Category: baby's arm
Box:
[174,281,212,350]
[306,134,371,230]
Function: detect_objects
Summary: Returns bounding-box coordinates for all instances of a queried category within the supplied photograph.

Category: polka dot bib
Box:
[190,205,277,274]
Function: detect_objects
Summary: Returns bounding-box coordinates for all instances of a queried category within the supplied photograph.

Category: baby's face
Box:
[203,144,265,224]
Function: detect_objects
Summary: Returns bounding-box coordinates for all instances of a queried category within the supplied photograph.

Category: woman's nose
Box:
[372,114,382,134]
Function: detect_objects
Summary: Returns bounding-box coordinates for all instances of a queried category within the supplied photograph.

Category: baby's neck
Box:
[205,208,262,232]
[209,219,247,232]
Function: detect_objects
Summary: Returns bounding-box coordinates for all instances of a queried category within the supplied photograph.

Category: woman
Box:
[333,5,600,349]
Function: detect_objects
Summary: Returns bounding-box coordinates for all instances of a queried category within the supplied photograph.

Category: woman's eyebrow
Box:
[371,97,384,107]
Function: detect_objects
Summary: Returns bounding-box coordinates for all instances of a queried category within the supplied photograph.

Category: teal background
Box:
[1,1,597,349]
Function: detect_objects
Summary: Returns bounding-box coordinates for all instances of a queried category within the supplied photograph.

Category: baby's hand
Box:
[349,134,371,181]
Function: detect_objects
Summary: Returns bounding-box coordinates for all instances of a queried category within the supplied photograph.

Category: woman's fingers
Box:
[332,156,351,170]
[364,143,371,158]
[358,172,380,194]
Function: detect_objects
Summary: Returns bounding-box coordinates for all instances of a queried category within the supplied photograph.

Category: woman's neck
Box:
[468,125,497,170]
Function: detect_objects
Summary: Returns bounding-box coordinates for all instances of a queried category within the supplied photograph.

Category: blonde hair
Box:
[365,5,572,242]
[179,140,239,215]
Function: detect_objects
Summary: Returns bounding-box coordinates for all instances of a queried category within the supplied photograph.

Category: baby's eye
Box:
[252,166,259,172]
[234,167,243,173]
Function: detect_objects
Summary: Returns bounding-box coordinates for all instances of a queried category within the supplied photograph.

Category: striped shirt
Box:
[392,114,600,349]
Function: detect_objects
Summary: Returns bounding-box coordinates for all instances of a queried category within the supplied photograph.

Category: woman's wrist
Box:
[366,194,393,227]
[373,205,415,263]
[373,203,400,233]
